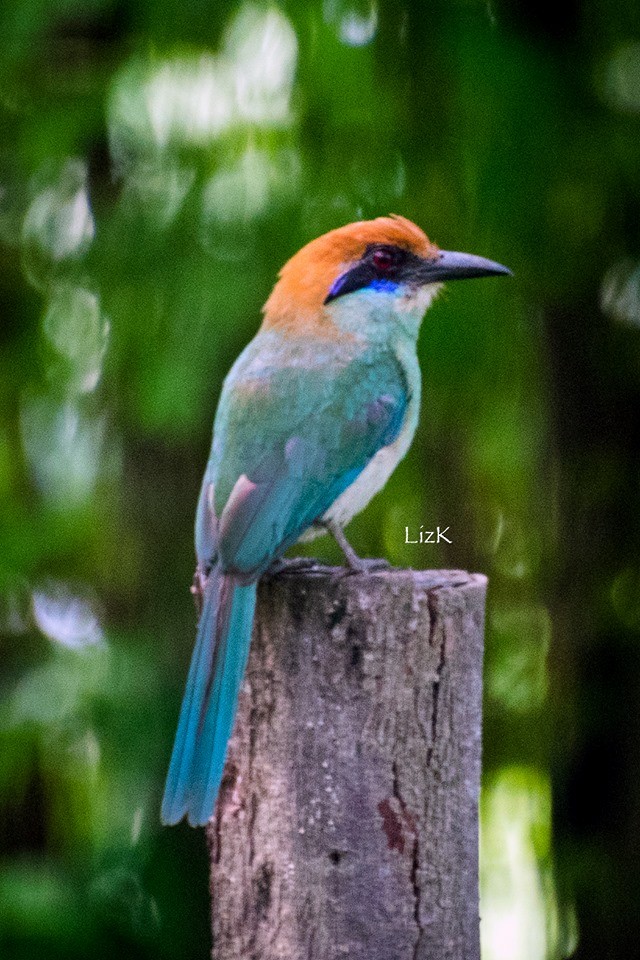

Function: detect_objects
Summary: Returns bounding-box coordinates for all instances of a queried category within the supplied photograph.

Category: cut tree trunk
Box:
[207,562,487,960]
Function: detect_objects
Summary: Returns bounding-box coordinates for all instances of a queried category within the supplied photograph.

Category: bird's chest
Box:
[321,342,421,528]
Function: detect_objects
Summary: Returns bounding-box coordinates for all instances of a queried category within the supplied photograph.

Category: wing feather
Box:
[195,346,409,578]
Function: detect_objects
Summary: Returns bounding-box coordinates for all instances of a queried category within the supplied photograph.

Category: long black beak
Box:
[419,250,511,283]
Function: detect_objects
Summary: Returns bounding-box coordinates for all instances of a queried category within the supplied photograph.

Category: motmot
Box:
[161,215,509,827]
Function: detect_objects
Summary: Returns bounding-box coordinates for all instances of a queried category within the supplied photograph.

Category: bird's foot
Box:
[190,566,207,617]
[322,519,390,574]
[341,556,391,575]
[268,556,321,577]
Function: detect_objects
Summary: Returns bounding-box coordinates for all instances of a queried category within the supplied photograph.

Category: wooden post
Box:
[207,562,487,960]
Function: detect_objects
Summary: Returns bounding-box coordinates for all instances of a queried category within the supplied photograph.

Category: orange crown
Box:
[262,215,438,333]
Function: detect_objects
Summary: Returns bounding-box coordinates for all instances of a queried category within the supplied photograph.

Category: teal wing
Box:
[164,344,409,826]
[196,347,409,579]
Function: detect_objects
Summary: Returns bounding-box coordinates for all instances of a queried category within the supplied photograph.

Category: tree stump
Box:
[207,562,487,960]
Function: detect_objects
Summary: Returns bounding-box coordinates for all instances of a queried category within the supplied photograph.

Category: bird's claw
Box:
[343,556,391,575]
[268,556,321,577]
[191,567,207,617]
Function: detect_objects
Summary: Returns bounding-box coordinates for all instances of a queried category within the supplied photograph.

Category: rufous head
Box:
[262,214,510,334]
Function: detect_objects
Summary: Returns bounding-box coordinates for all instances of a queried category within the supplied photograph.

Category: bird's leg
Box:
[322,519,390,573]
[324,519,363,569]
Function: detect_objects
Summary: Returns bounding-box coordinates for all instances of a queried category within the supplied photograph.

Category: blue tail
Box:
[161,567,257,827]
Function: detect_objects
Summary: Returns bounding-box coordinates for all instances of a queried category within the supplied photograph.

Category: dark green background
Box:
[1,1,639,958]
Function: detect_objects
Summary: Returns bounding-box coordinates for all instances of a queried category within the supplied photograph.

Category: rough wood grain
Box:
[207,562,486,960]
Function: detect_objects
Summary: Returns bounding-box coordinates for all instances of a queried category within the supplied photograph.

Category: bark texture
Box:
[207,562,486,960]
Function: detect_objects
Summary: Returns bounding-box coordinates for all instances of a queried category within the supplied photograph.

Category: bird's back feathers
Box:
[207,334,410,568]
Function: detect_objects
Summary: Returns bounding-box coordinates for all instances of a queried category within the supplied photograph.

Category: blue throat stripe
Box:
[327,273,399,299]
[368,278,399,293]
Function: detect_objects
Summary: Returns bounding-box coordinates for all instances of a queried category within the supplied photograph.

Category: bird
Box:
[161,214,510,827]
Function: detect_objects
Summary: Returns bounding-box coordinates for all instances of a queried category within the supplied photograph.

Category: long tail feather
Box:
[161,567,257,827]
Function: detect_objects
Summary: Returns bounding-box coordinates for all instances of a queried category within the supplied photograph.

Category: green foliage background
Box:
[1,1,639,958]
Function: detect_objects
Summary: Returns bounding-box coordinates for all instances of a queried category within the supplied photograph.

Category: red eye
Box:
[372,248,396,272]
